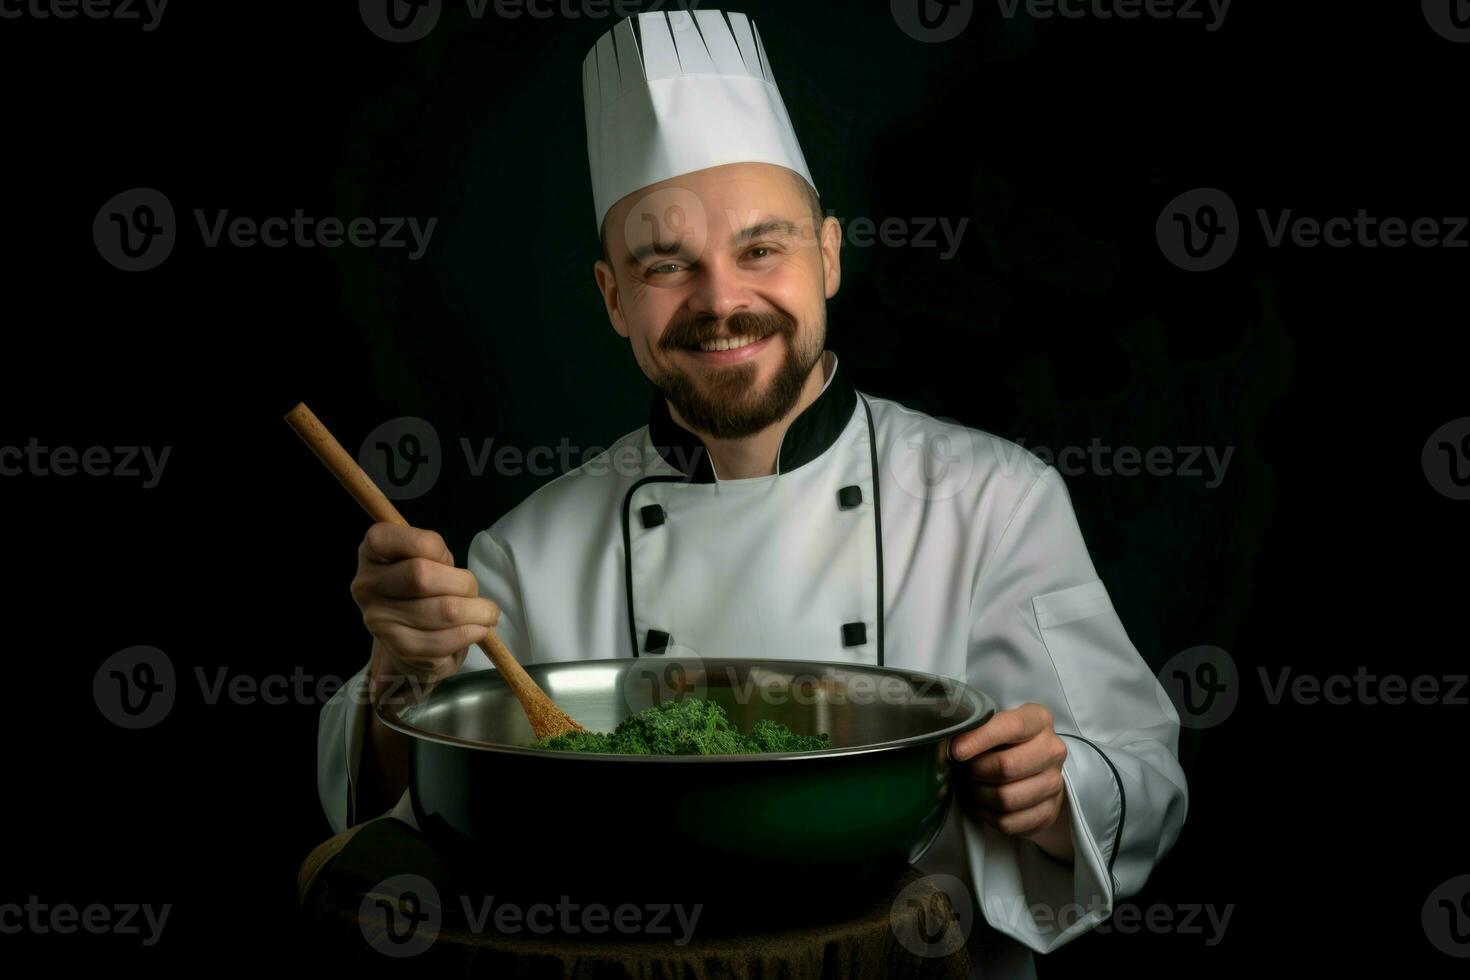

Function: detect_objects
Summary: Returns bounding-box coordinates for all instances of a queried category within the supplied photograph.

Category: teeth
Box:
[698,335,761,353]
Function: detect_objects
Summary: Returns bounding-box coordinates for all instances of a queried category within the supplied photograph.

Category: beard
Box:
[653,309,824,440]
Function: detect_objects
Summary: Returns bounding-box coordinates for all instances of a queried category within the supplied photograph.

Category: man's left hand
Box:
[949,702,1075,863]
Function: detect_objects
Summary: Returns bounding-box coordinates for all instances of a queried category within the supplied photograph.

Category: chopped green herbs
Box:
[535,698,832,755]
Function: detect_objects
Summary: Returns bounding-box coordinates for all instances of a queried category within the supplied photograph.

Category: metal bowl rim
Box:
[374,657,995,763]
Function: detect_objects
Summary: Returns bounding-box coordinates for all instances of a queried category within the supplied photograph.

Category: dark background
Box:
[1,0,1465,973]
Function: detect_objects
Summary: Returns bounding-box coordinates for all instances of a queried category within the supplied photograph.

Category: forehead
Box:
[606,162,805,257]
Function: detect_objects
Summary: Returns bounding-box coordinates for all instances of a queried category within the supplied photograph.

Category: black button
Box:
[644,629,671,653]
[640,504,666,528]
[842,622,867,647]
[837,485,863,509]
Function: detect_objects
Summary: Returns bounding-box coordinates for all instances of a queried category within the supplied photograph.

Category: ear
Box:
[593,258,629,338]
[819,216,842,300]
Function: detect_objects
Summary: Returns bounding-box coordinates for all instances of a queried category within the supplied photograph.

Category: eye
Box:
[746,245,779,261]
[647,262,685,276]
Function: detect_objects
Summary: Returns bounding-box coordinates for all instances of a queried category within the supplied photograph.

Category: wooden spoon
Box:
[284,402,585,740]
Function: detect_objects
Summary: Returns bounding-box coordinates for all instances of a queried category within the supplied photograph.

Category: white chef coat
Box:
[317,351,1188,977]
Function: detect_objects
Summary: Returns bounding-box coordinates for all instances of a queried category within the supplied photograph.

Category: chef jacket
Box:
[318,351,1188,977]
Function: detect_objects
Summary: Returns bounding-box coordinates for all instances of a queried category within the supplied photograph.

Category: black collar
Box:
[647,354,858,484]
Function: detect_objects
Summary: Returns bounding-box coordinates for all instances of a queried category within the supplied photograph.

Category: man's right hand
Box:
[350,522,500,700]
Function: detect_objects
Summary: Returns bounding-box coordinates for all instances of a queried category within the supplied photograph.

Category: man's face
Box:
[594,163,842,440]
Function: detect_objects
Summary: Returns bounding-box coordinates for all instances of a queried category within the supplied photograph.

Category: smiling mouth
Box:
[689,334,767,353]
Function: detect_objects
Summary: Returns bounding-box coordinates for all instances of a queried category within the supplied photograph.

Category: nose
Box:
[686,253,754,324]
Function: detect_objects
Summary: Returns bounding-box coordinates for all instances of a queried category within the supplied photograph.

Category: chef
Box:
[318,9,1187,977]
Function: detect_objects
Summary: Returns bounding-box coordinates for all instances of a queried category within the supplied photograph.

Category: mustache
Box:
[659,311,796,351]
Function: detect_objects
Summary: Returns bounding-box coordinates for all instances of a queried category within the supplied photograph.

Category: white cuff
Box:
[963,740,1119,953]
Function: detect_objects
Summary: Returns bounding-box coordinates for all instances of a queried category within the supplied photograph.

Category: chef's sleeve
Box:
[961,463,1188,953]
[315,529,524,835]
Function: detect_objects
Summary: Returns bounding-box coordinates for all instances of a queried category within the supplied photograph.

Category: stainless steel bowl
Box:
[377,658,995,903]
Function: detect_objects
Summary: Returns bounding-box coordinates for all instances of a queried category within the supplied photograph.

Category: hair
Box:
[599,168,825,267]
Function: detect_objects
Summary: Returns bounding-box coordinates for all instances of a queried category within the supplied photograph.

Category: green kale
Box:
[535,697,832,755]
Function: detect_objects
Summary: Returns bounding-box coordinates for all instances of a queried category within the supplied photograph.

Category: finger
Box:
[372,558,480,600]
[963,768,1065,814]
[949,703,1051,762]
[360,523,454,565]
[962,734,1066,785]
[365,595,501,633]
[965,794,1063,837]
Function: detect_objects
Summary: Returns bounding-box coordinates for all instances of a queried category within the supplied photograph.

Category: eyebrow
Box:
[731,218,801,245]
[625,217,802,267]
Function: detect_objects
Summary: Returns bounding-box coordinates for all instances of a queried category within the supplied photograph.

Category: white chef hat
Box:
[581,8,817,232]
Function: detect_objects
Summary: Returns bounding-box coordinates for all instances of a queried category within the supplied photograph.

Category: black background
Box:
[1,0,1465,974]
